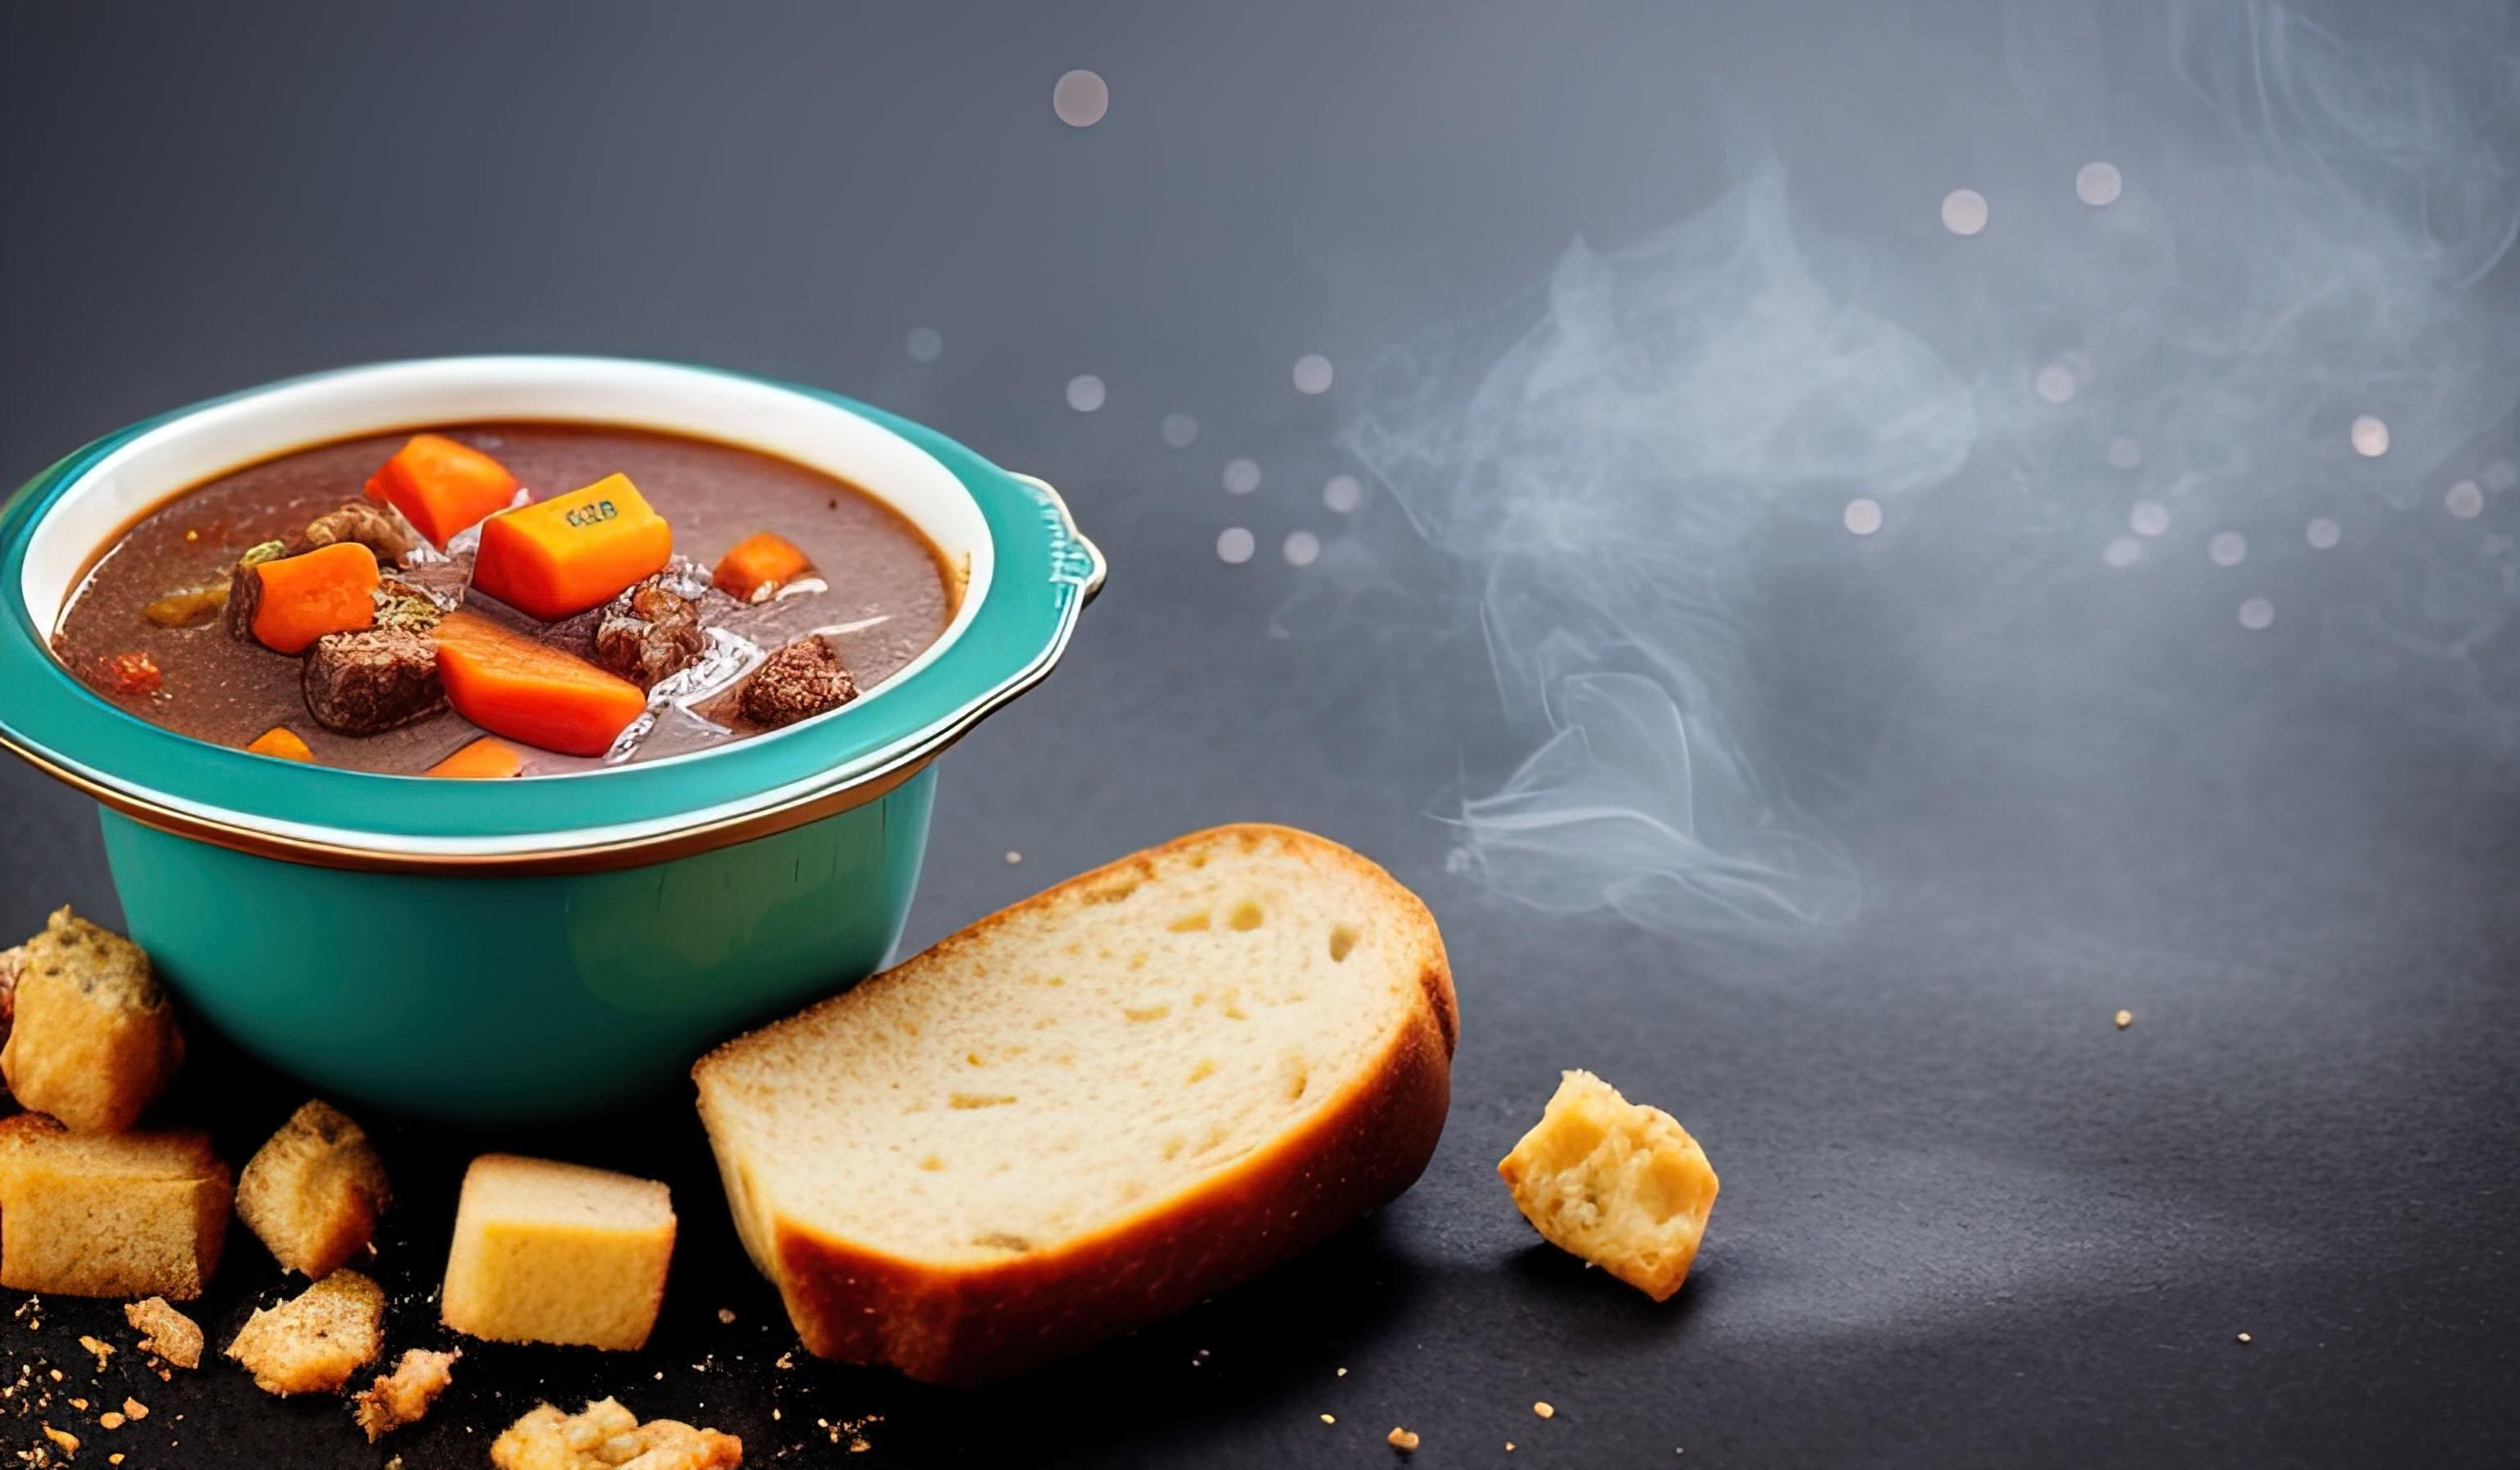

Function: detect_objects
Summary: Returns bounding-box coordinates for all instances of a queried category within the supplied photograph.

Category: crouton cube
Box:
[122,1297,205,1369]
[442,1155,674,1351]
[0,907,185,1130]
[0,1115,229,1299]
[225,1269,386,1395]
[491,1397,741,1470]
[237,1100,391,1277]
[353,1347,460,1441]
[1496,1070,1720,1302]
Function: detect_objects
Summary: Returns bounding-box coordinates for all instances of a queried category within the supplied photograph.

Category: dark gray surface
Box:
[5,2,2519,1465]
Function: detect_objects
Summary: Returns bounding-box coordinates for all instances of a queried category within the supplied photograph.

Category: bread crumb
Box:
[236,1100,392,1278]
[2237,1331,2253,1344]
[226,1270,386,1395]
[1498,1071,1719,1302]
[123,1296,203,1370]
[66,1398,87,1412]
[111,1457,126,1467]
[98,1411,124,1429]
[1533,1401,1556,1418]
[42,1426,78,1455]
[121,1398,147,1420]
[717,1308,736,1325]
[1320,1413,1335,1424]
[77,1335,113,1373]
[1005,851,1023,865]
[2115,1009,2134,1029]
[1336,1367,1348,1376]
[490,1396,740,1470]
[1506,1442,1517,1452]
[1387,1427,1420,1452]
[352,1348,459,1441]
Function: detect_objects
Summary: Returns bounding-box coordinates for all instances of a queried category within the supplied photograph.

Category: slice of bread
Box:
[0,907,185,1130]
[237,1099,391,1277]
[0,1114,230,1299]
[225,1268,386,1395]
[441,1154,676,1352]
[694,823,1457,1383]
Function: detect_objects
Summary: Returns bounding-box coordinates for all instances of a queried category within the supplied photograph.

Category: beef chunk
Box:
[305,501,422,566]
[593,575,706,689]
[372,578,445,633]
[739,635,857,728]
[303,629,445,735]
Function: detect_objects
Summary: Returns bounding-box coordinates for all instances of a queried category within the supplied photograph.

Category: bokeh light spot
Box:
[1161,413,1199,448]
[1053,70,1109,128]
[906,326,943,363]
[2075,161,2124,207]
[2208,531,2248,566]
[2351,415,2390,457]
[1284,530,1322,567]
[1216,527,1254,564]
[1223,459,1262,495]
[1293,354,1335,395]
[1066,375,1106,413]
[2445,480,2485,518]
[1942,189,1989,236]
[2239,597,2276,631]
[1842,498,1883,536]
[2130,500,2169,537]
[2106,436,2143,469]
[2035,362,2078,404]
[2306,517,2342,550]
[2103,536,2143,568]
[1323,475,1363,513]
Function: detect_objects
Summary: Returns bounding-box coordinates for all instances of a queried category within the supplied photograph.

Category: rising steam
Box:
[1316,0,2520,943]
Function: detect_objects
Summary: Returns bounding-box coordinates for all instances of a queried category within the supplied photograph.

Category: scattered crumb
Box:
[2115,1009,2134,1029]
[121,1399,145,1421]
[2237,1331,2253,1344]
[123,1298,203,1370]
[77,1335,113,1372]
[66,1399,86,1413]
[1534,1401,1556,1419]
[1387,1427,1420,1453]
[353,1349,459,1441]
[111,1458,127,1468]
[1321,1414,1335,1425]
[774,1351,794,1370]
[717,1308,736,1325]
[98,1411,124,1430]
[41,1427,77,1455]
[48,1369,62,1382]
[1506,1443,1517,1453]
[1336,1367,1349,1377]
[490,1397,739,1469]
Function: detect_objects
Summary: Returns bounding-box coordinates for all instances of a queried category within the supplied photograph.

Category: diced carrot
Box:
[471,472,673,621]
[244,727,314,762]
[425,736,525,779]
[249,541,379,654]
[432,609,647,757]
[365,433,520,548]
[712,531,811,602]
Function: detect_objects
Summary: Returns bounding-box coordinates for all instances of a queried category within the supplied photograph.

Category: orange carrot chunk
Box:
[433,610,647,757]
[712,531,811,603]
[249,542,379,655]
[471,473,673,621]
[425,736,526,779]
[244,727,314,762]
[99,651,163,696]
[364,433,520,548]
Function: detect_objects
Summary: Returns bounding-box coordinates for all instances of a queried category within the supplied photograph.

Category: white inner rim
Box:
[17,356,999,856]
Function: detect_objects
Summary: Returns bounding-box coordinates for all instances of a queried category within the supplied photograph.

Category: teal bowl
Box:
[0,357,1103,1123]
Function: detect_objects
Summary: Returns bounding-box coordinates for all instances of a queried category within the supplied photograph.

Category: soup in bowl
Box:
[0,357,1103,1121]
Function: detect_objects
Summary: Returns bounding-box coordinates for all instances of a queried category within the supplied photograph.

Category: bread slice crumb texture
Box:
[700,824,1444,1267]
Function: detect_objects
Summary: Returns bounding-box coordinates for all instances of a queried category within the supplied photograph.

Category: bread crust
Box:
[696,823,1457,1383]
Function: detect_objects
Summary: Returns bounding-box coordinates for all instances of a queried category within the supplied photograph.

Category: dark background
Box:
[4,2,2518,1466]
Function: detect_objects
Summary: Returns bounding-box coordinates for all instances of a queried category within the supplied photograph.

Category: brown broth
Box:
[50,423,955,775]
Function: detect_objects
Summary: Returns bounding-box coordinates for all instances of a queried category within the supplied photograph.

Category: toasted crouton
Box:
[491,1397,742,1470]
[0,1115,230,1299]
[352,1347,459,1441]
[0,907,185,1130]
[123,1297,205,1369]
[226,1270,386,1395]
[238,1100,391,1277]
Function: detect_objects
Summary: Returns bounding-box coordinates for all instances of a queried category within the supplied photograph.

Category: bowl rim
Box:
[0,355,1104,871]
